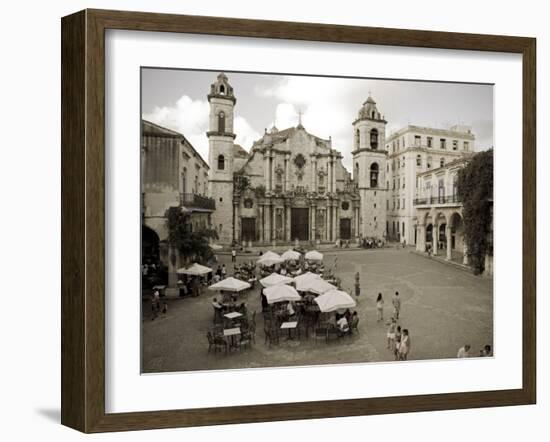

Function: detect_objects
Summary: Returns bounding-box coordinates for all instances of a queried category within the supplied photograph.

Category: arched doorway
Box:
[426,224,433,246]
[439,223,447,251]
[142,225,160,263]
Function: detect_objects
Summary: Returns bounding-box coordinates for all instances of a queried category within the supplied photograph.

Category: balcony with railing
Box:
[180,193,216,211]
[413,194,461,207]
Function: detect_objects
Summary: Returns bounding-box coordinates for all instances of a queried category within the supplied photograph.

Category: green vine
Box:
[166,207,218,265]
[254,185,266,198]
[457,149,493,274]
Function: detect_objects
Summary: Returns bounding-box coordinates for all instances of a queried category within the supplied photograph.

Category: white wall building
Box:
[385,125,475,245]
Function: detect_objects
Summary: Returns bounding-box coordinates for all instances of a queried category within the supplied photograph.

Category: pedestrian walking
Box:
[479,344,492,357]
[231,248,236,263]
[151,288,160,320]
[398,328,411,360]
[394,326,402,360]
[392,291,401,319]
[376,293,384,322]
[386,317,397,350]
[221,264,227,278]
[457,344,471,358]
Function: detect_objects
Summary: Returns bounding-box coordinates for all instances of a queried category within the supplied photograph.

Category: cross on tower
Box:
[297,108,303,126]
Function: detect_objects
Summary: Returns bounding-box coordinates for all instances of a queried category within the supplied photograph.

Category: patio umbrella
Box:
[305,250,323,261]
[307,278,337,295]
[259,273,293,288]
[314,289,357,312]
[281,249,301,261]
[257,251,284,266]
[293,271,321,292]
[176,263,212,275]
[208,277,251,292]
[264,284,302,304]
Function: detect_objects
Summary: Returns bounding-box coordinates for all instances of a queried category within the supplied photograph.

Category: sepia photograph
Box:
[140,69,494,374]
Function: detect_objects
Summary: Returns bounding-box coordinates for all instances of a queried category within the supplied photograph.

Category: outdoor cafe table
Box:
[224,311,242,320]
[280,321,298,340]
[223,327,241,350]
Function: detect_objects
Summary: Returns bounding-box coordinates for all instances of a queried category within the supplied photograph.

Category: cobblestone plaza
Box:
[142,247,493,373]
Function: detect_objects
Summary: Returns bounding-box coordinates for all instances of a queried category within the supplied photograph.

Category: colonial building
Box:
[413,157,470,263]
[141,120,215,287]
[385,124,475,245]
[208,73,361,246]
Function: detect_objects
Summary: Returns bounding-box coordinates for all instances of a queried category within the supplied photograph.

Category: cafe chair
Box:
[207,331,227,354]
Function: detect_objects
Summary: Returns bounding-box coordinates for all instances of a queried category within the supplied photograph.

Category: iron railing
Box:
[413,195,461,206]
[180,193,216,210]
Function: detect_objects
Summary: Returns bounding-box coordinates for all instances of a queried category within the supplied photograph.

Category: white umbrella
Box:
[208,277,251,292]
[281,249,301,261]
[293,271,321,292]
[259,273,293,288]
[176,263,212,275]
[307,279,337,295]
[257,251,284,266]
[210,244,223,251]
[314,289,357,312]
[264,284,302,304]
[305,250,323,261]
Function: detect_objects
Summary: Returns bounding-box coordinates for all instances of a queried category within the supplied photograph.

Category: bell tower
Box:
[352,94,388,239]
[207,73,237,244]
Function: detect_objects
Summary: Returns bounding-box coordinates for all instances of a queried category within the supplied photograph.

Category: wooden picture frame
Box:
[61,9,536,433]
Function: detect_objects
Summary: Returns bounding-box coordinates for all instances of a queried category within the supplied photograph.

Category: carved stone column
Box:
[432,223,438,256]
[265,202,271,242]
[446,224,452,260]
[311,155,317,192]
[328,159,333,193]
[264,152,271,192]
[285,202,292,241]
[284,154,290,192]
[311,203,317,242]
[233,200,239,243]
[463,242,469,265]
[332,202,337,241]
[258,203,264,242]
[271,205,277,245]
[416,224,425,251]
[332,157,337,193]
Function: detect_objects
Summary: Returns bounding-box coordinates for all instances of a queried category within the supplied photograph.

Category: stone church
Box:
[207,72,387,246]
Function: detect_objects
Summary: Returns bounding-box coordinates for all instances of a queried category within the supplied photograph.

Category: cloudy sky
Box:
[142,68,493,169]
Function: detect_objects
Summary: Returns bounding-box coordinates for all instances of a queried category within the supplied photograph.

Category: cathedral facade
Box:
[207,73,387,246]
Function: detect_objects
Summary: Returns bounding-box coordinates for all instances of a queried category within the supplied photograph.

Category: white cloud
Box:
[260,76,363,169]
[143,95,260,164]
[234,116,262,150]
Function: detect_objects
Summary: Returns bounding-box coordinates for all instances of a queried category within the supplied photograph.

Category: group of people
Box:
[211,295,248,322]
[233,261,256,283]
[374,291,410,360]
[335,309,359,335]
[386,317,411,360]
[376,291,402,322]
[457,344,493,358]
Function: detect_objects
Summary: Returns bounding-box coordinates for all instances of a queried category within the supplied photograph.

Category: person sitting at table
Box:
[238,302,247,315]
[344,308,352,323]
[287,301,296,317]
[227,296,237,311]
[337,315,349,335]
[260,291,269,312]
[212,297,223,310]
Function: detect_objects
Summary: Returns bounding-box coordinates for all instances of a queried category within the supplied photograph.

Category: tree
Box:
[166,207,218,265]
[457,149,493,274]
